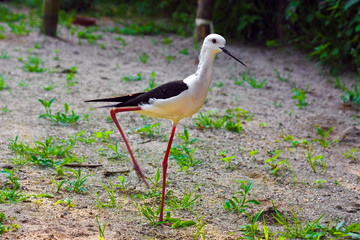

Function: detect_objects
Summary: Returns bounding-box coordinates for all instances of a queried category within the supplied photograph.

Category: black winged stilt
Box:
[85,33,246,222]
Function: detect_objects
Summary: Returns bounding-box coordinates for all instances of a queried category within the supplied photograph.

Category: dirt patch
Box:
[0,18,359,239]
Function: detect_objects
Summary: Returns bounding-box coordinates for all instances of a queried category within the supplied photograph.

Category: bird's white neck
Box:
[193,47,218,88]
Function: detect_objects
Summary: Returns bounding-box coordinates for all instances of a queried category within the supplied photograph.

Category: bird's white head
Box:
[202,34,226,53]
[202,33,246,67]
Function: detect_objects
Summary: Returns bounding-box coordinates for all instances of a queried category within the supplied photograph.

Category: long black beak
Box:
[220,47,246,67]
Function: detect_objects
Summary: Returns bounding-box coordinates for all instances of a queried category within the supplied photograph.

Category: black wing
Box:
[85,80,189,108]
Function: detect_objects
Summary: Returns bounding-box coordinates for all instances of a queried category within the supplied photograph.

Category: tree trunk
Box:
[41,0,61,37]
[194,0,214,41]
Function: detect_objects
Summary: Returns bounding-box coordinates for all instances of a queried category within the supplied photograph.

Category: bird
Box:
[85,33,246,222]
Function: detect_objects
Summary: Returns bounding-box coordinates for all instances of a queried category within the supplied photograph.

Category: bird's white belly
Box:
[136,91,205,123]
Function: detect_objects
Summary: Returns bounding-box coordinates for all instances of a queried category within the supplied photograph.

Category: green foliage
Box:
[122,73,142,82]
[136,123,164,140]
[95,180,125,208]
[166,188,200,210]
[303,142,326,173]
[273,68,290,82]
[54,197,75,208]
[0,51,10,59]
[341,78,360,108]
[132,169,162,200]
[170,128,200,171]
[96,216,108,240]
[8,133,85,169]
[77,27,103,44]
[219,150,235,169]
[223,180,260,214]
[194,107,250,133]
[313,126,337,148]
[8,21,30,35]
[38,98,80,125]
[0,212,19,235]
[292,85,309,109]
[239,210,267,240]
[139,52,149,64]
[0,169,29,203]
[64,168,92,193]
[144,71,156,91]
[265,150,290,176]
[273,204,327,239]
[18,56,45,72]
[0,74,5,91]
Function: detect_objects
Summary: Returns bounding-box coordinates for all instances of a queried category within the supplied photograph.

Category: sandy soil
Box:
[0,18,359,239]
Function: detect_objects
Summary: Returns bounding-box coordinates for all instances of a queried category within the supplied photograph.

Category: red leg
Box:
[159,123,177,222]
[110,107,149,187]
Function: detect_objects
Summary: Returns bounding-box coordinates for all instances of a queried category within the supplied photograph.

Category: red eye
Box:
[212,39,217,44]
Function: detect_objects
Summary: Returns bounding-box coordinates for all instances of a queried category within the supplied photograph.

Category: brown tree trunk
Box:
[41,0,61,37]
[194,0,214,41]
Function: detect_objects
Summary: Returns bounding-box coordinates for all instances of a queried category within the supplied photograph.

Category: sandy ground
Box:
[0,18,359,239]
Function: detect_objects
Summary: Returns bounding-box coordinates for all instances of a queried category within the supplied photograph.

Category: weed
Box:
[132,169,162,200]
[292,85,309,109]
[122,73,142,82]
[179,48,188,55]
[219,150,235,169]
[313,180,326,188]
[166,188,200,210]
[273,68,290,82]
[265,150,290,176]
[52,179,66,193]
[0,74,6,91]
[77,27,102,44]
[95,180,125,208]
[9,134,84,169]
[64,168,92,193]
[195,107,249,133]
[303,143,326,173]
[18,56,46,72]
[0,51,10,59]
[240,210,265,240]
[42,84,54,91]
[192,212,207,240]
[114,35,127,46]
[334,76,347,91]
[243,72,267,88]
[223,180,260,214]
[38,98,80,125]
[136,123,166,141]
[54,197,75,208]
[0,106,11,113]
[344,148,358,161]
[115,176,126,191]
[170,128,200,171]
[54,49,59,60]
[134,201,195,227]
[8,21,30,35]
[79,130,113,144]
[139,52,149,64]
[144,71,156,91]
[96,216,108,240]
[0,26,5,39]
[341,77,360,107]
[66,72,77,87]
[0,169,29,203]
[162,37,175,62]
[100,43,106,49]
[18,78,29,87]
[107,143,124,160]
[313,126,337,148]
[0,212,19,235]
[272,203,326,239]
[249,149,259,161]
